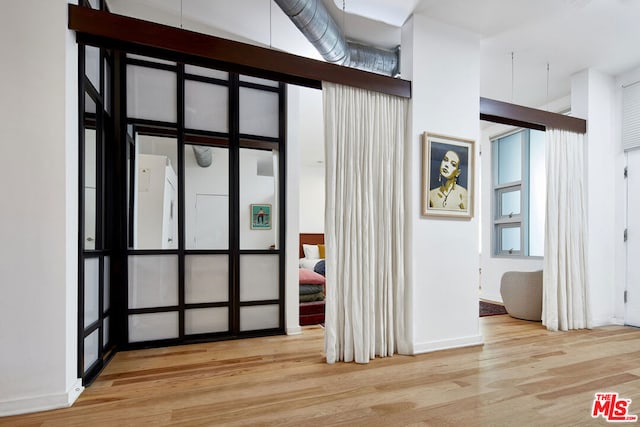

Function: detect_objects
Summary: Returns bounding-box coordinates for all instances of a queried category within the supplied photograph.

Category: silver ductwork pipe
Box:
[192,146,212,167]
[348,43,399,76]
[274,0,399,77]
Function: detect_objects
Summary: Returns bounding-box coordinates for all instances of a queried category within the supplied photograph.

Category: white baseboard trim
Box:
[286,326,302,335]
[610,316,626,326]
[413,334,484,355]
[591,316,624,327]
[0,378,83,417]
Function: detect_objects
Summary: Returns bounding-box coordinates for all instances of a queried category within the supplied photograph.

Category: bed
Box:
[299,233,326,326]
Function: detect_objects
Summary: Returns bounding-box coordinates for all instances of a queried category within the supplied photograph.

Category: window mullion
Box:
[522,130,531,256]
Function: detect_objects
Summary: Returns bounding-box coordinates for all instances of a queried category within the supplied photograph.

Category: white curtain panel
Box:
[322,82,409,363]
[543,128,591,331]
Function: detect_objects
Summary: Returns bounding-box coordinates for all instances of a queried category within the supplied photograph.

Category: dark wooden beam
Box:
[68,5,411,98]
[480,97,586,134]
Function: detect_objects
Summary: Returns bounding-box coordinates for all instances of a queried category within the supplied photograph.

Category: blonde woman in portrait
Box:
[429,149,468,210]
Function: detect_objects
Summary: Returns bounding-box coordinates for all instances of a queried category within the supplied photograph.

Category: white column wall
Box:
[0,0,82,416]
[571,69,621,326]
[286,86,302,335]
[402,15,483,353]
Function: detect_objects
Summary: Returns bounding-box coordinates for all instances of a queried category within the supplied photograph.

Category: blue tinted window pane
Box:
[501,227,521,252]
[501,190,521,216]
[498,133,522,184]
[529,130,546,256]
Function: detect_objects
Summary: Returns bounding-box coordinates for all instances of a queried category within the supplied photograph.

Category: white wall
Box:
[0,0,82,416]
[286,86,302,334]
[402,14,482,353]
[571,69,621,326]
[298,86,325,233]
[107,0,322,62]
[239,150,278,249]
[184,146,229,249]
[299,165,325,232]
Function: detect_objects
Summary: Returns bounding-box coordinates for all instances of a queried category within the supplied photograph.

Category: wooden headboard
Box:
[299,233,325,258]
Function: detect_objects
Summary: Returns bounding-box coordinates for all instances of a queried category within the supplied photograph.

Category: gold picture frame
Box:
[421,132,474,219]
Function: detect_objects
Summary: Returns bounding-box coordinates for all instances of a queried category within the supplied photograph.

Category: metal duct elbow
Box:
[347,43,399,77]
[192,146,212,167]
[274,0,399,76]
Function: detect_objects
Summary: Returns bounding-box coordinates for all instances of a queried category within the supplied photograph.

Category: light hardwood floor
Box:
[3,315,640,426]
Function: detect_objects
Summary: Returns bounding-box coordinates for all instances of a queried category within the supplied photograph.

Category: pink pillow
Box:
[299,268,326,285]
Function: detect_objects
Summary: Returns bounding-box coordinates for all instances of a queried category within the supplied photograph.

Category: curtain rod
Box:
[480,97,587,134]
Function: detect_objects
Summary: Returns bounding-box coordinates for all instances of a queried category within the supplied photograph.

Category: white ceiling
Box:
[330,0,640,108]
[107,0,640,109]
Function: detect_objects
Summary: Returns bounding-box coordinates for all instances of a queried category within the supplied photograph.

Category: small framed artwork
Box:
[421,132,474,219]
[250,204,272,229]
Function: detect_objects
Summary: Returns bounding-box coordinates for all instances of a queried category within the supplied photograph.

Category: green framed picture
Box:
[250,204,272,230]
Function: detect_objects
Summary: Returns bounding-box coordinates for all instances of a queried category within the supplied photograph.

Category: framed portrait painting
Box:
[250,204,272,229]
[421,132,474,219]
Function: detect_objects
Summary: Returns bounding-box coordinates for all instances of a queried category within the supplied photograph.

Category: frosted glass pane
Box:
[84,329,99,372]
[103,316,109,349]
[240,305,279,331]
[85,46,100,90]
[239,88,279,137]
[85,92,96,114]
[185,65,228,80]
[88,0,99,8]
[185,255,229,303]
[185,81,228,132]
[240,149,278,250]
[185,146,229,249]
[84,188,96,250]
[185,308,228,334]
[501,190,521,216]
[501,227,521,252]
[83,121,96,187]
[529,130,546,257]
[127,54,176,66]
[127,65,177,122]
[240,75,279,87]
[128,312,179,342]
[84,127,96,250]
[240,255,279,302]
[104,256,110,312]
[497,133,522,184]
[84,258,100,326]
[128,255,178,308]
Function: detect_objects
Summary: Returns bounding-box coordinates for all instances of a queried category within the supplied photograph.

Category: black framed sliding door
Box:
[78,42,116,384]
[77,8,287,381]
[122,55,286,349]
